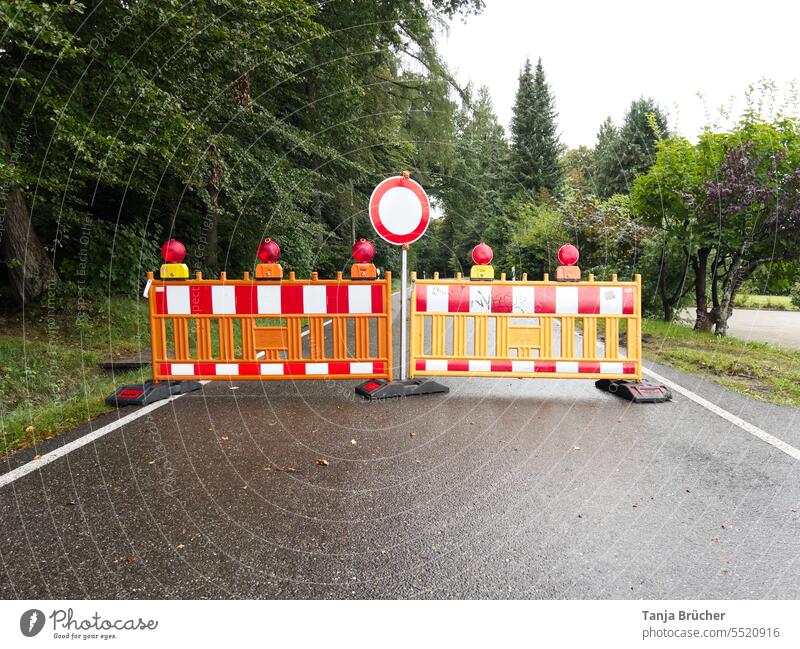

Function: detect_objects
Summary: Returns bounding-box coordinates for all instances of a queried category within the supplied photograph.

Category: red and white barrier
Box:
[155,284,385,316]
[414,360,636,374]
[415,284,635,315]
[160,361,386,378]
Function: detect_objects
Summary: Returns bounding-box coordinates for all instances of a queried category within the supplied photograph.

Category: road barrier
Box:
[409,270,641,381]
[147,269,393,382]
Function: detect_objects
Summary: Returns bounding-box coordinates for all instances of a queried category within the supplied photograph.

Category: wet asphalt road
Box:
[1,293,799,599]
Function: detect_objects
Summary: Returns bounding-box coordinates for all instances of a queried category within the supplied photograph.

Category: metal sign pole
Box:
[400,244,408,381]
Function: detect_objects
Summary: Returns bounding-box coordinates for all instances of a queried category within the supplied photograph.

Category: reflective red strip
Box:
[534,286,556,313]
[328,362,352,375]
[189,286,212,314]
[283,363,306,375]
[415,360,426,371]
[159,363,172,375]
[326,285,349,314]
[578,286,600,314]
[623,363,637,374]
[447,360,469,371]
[155,289,167,313]
[416,285,428,312]
[491,360,513,372]
[373,362,385,374]
[280,286,304,314]
[238,363,259,375]
[623,287,635,314]
[371,285,384,312]
[534,361,556,372]
[448,285,470,312]
[235,285,258,314]
[491,285,513,313]
[578,362,601,373]
[196,363,216,375]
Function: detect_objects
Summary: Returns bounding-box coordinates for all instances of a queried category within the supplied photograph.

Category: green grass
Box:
[733,294,796,311]
[643,318,800,408]
[0,297,151,456]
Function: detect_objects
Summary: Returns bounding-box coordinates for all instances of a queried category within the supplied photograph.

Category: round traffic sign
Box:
[368,175,430,245]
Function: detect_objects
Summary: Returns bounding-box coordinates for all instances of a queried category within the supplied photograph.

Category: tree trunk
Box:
[714,247,748,336]
[0,127,58,303]
[692,247,713,331]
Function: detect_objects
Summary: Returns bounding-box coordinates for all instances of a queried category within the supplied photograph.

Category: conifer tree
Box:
[508,57,563,195]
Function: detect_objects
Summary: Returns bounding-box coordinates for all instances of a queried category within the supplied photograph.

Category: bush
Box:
[790,282,800,309]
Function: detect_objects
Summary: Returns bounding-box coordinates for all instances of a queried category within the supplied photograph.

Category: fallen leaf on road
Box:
[220,436,229,441]
[316,458,329,466]
[176,544,185,550]
[573,446,581,451]
[148,460,156,465]
[350,439,357,445]
[632,502,640,508]
[33,454,42,461]
[229,386,239,390]
[44,435,54,440]
[65,501,76,507]
[126,555,140,563]
[410,432,416,437]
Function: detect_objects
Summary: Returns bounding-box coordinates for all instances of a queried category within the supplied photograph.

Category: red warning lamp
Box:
[470,242,494,280]
[257,238,281,264]
[556,243,581,281]
[161,239,186,263]
[351,238,377,280]
[255,238,283,280]
[159,239,189,279]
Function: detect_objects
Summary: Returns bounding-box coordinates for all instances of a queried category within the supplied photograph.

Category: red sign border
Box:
[368,176,431,245]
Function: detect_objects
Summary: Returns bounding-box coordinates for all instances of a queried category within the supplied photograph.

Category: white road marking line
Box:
[643,366,800,461]
[0,385,209,489]
[0,290,400,487]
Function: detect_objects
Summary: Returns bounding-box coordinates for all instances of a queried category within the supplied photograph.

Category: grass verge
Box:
[642,318,800,408]
[1,296,151,456]
[733,294,797,311]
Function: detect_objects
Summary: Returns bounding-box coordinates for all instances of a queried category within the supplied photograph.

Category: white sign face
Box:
[378,186,423,236]
[369,176,430,245]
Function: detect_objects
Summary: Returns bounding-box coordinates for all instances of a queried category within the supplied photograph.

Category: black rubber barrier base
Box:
[595,379,672,403]
[355,378,450,400]
[106,380,203,406]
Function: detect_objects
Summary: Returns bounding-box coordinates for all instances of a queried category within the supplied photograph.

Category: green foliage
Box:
[1,0,480,299]
[594,98,669,198]
[508,58,563,196]
[791,282,800,309]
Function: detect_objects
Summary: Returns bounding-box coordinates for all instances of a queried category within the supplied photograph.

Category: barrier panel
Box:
[409,271,641,381]
[147,270,393,382]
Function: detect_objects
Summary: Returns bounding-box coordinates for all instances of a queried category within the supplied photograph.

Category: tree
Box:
[508,58,563,196]
[594,98,668,198]
[632,116,800,334]
[433,86,510,275]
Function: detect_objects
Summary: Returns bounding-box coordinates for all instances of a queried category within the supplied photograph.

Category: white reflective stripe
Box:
[511,360,536,373]
[166,285,190,314]
[556,361,579,373]
[555,286,578,314]
[303,285,327,313]
[260,363,284,375]
[212,285,236,314]
[143,279,152,298]
[215,363,239,375]
[306,362,329,375]
[425,359,448,371]
[600,362,624,374]
[512,285,535,313]
[468,360,491,372]
[426,286,449,313]
[170,363,195,375]
[348,285,373,313]
[257,284,281,314]
[469,286,492,313]
[349,362,373,374]
[599,286,623,315]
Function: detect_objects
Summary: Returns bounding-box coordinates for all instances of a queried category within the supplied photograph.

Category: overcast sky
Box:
[438,0,799,148]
